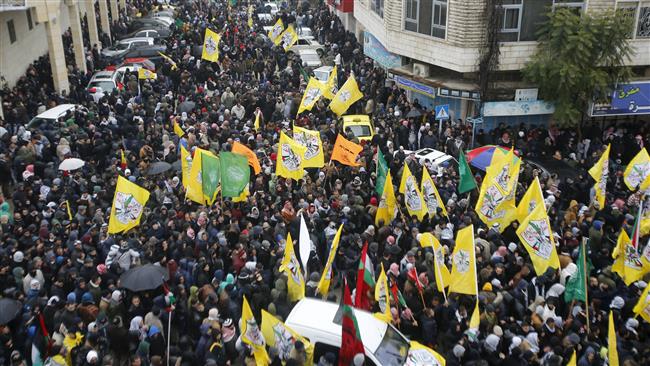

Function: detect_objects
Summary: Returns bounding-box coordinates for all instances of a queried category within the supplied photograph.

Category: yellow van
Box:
[342,115,374,142]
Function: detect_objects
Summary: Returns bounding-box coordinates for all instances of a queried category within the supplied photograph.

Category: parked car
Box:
[286,298,443,366]
[297,49,322,68]
[120,27,172,40]
[289,37,323,54]
[262,2,279,14]
[27,104,85,129]
[128,17,171,32]
[101,37,155,58]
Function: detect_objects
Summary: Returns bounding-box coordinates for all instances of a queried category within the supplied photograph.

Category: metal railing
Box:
[0,0,27,10]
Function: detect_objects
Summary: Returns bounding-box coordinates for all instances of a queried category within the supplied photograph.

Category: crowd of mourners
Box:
[1,0,650,365]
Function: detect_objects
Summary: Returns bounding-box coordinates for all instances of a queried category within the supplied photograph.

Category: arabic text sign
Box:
[394,75,437,99]
[592,81,650,116]
[363,31,401,69]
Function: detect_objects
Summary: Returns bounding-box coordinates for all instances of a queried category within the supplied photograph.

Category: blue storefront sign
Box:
[393,75,437,99]
[482,100,555,117]
[363,31,401,69]
[591,81,650,116]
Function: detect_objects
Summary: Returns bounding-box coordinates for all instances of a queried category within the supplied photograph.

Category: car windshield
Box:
[115,43,130,50]
[374,325,409,365]
[347,125,371,137]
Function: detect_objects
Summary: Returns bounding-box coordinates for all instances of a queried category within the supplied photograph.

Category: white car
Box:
[285,298,444,366]
[313,65,334,83]
[396,148,456,172]
[297,27,314,39]
[257,13,273,22]
[87,71,121,102]
[27,104,85,128]
[297,49,322,68]
[289,37,323,54]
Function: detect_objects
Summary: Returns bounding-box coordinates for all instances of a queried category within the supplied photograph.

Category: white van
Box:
[285,298,443,365]
[27,104,83,128]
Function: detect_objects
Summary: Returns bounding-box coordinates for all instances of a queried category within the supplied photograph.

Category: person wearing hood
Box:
[147,325,165,360]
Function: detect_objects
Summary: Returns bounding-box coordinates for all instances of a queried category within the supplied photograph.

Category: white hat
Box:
[86,350,98,363]
[208,308,220,321]
[13,251,24,263]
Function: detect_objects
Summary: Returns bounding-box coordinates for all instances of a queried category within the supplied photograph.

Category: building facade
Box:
[351,0,650,129]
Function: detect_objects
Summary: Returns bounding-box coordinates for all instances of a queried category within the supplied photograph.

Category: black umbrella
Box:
[146,161,172,175]
[406,108,422,118]
[172,160,182,172]
[0,298,22,325]
[178,101,196,114]
[120,264,169,292]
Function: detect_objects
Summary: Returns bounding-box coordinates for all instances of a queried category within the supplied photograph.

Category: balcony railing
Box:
[0,0,27,11]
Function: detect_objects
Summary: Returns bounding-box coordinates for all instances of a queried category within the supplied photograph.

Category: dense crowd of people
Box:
[1,0,650,365]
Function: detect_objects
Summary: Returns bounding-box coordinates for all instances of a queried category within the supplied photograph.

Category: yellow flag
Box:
[293,125,324,168]
[232,184,250,203]
[612,229,646,285]
[137,68,157,80]
[449,225,477,295]
[261,310,313,365]
[254,110,261,131]
[241,296,270,365]
[180,145,192,189]
[408,341,446,365]
[624,148,650,191]
[329,75,363,116]
[280,233,305,302]
[277,24,298,51]
[108,176,150,234]
[173,120,185,138]
[516,203,560,276]
[418,233,449,292]
[469,299,480,329]
[608,311,619,366]
[399,163,427,221]
[297,78,326,115]
[374,263,392,322]
[515,176,544,222]
[186,148,217,205]
[475,148,519,232]
[375,170,397,227]
[157,52,177,70]
[567,350,577,366]
[633,282,650,323]
[317,224,342,297]
[247,5,254,28]
[201,28,221,62]
[276,132,307,181]
[66,200,73,221]
[268,18,284,43]
[421,167,448,218]
[323,66,338,100]
[588,144,610,209]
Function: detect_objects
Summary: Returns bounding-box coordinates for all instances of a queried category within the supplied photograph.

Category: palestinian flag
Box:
[355,242,375,310]
[340,280,365,366]
[407,266,424,293]
[391,280,408,310]
[120,149,127,170]
[631,204,642,249]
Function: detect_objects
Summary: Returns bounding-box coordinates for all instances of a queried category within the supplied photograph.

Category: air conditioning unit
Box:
[412,63,430,77]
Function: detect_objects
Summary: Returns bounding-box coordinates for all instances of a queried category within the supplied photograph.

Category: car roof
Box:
[298,49,319,55]
[91,71,114,79]
[285,298,387,353]
[343,115,370,122]
[120,37,153,43]
[35,104,77,119]
[314,66,333,72]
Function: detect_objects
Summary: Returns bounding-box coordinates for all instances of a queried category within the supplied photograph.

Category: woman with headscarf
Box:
[129,316,147,352]
[56,138,71,161]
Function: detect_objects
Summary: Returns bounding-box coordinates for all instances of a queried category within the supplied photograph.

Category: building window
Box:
[7,20,16,44]
[639,5,650,37]
[405,0,419,32]
[404,0,446,38]
[552,0,584,14]
[432,0,447,38]
[498,0,522,42]
[615,2,650,39]
[26,9,33,30]
[371,0,384,17]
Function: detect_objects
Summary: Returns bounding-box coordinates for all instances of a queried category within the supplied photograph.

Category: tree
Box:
[523,8,634,128]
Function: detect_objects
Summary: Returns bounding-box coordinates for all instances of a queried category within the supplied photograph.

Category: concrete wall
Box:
[0,2,71,87]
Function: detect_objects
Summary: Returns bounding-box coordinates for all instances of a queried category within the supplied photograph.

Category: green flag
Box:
[298,64,310,82]
[458,151,477,194]
[564,241,592,303]
[220,152,250,198]
[201,153,221,205]
[375,149,388,195]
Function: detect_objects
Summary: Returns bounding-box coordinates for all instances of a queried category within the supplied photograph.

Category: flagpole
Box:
[166,309,172,366]
[582,237,590,335]
[473,228,480,308]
